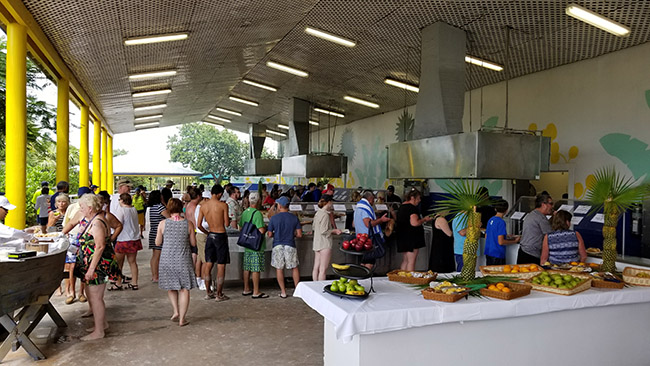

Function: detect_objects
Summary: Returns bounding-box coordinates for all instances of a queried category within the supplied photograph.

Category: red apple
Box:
[342,241,351,250]
[364,242,372,251]
[355,243,363,252]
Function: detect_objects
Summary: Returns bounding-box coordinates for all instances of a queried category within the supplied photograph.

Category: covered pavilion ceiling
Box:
[21,0,650,138]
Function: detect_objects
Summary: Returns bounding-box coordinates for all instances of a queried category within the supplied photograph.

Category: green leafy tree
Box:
[167,123,248,177]
[261,147,276,159]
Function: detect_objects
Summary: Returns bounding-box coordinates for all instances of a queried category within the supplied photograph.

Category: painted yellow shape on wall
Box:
[574,174,595,199]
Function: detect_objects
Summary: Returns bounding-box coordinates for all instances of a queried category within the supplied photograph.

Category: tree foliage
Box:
[167,123,248,177]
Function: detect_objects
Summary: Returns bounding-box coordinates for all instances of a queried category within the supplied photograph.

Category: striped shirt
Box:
[547,230,579,264]
[148,203,166,247]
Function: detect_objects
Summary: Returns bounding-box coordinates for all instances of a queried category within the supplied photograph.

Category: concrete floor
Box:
[3,254,324,366]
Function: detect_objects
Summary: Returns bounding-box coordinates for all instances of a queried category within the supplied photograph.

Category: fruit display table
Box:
[295,269,650,366]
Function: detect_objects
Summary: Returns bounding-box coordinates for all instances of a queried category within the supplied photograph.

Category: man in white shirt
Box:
[110,178,133,215]
[34,187,51,233]
[226,186,242,229]
[0,196,30,244]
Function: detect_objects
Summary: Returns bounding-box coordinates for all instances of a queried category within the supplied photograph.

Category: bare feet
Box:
[179,320,189,327]
[170,314,179,322]
[81,331,105,341]
[85,322,109,333]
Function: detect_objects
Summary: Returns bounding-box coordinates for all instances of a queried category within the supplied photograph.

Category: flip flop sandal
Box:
[128,284,139,291]
[252,293,269,299]
[65,296,75,304]
[242,291,253,296]
[108,284,123,291]
[215,294,230,302]
[279,294,288,299]
[203,293,216,300]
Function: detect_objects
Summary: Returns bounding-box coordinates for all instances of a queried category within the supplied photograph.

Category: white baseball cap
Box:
[0,196,17,210]
[202,191,211,199]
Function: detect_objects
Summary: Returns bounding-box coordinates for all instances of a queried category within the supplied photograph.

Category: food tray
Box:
[623,267,650,287]
[479,282,532,300]
[421,287,469,303]
[332,264,373,280]
[590,272,625,289]
[526,271,592,296]
[479,264,542,279]
[387,270,437,285]
[323,285,369,300]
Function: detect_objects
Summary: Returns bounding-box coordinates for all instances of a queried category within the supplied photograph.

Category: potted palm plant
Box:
[586,167,649,273]
[436,180,493,281]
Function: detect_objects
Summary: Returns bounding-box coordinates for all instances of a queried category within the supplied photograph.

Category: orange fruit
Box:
[513,265,520,271]
[570,261,578,266]
[529,264,538,271]
[488,285,498,291]
[503,265,511,273]
[521,268,530,273]
[511,269,519,273]
[501,287,512,293]
[496,283,505,289]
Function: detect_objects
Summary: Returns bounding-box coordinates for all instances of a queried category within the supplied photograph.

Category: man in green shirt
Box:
[239,192,268,298]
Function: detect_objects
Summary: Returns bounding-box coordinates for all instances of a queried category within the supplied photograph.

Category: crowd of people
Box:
[2,179,586,341]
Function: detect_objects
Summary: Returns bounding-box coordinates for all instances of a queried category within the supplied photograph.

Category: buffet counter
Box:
[294,262,650,366]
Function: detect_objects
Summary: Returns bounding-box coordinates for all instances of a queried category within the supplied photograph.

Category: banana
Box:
[331,263,350,270]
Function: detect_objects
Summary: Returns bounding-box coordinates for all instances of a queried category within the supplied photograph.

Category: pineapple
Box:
[586,168,649,273]
[436,180,493,281]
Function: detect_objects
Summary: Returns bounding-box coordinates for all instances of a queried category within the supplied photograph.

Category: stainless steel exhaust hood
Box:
[388,131,551,179]
[387,22,550,180]
[281,98,347,177]
[244,123,282,176]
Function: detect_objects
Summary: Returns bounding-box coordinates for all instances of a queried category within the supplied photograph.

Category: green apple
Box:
[355,285,365,292]
[339,277,348,283]
[330,283,338,292]
[563,275,573,282]
[349,279,358,286]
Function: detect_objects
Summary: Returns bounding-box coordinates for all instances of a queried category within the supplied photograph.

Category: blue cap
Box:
[78,187,93,197]
[276,196,290,207]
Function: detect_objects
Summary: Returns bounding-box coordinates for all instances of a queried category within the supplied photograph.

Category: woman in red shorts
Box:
[113,193,143,290]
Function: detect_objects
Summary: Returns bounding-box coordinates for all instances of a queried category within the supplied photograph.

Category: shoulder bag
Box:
[237,209,263,251]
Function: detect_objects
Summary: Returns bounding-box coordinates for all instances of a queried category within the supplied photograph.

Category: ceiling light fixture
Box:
[124,33,189,45]
[134,122,160,130]
[278,124,289,130]
[216,107,242,116]
[242,79,278,92]
[344,96,380,109]
[229,96,259,107]
[132,89,172,98]
[134,114,163,121]
[266,61,309,77]
[313,107,344,118]
[384,78,420,93]
[134,103,167,112]
[207,115,231,123]
[266,129,287,137]
[202,120,224,126]
[309,120,319,126]
[565,3,630,37]
[304,27,356,47]
[128,70,177,80]
[464,56,504,71]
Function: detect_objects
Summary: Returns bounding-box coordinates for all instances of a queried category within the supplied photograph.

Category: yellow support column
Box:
[79,105,90,187]
[101,128,107,190]
[107,135,114,194]
[5,23,27,229]
[56,78,69,183]
[93,120,101,190]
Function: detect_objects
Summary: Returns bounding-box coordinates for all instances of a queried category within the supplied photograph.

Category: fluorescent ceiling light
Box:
[565,3,630,37]
[229,96,259,107]
[124,33,188,45]
[132,89,172,98]
[134,103,167,111]
[242,79,277,92]
[313,107,344,118]
[464,56,503,71]
[309,120,319,126]
[384,78,419,93]
[128,70,177,80]
[266,61,309,77]
[134,114,163,121]
[278,124,289,130]
[266,129,287,137]
[207,115,231,123]
[305,27,356,47]
[202,120,224,126]
[216,107,242,116]
[344,96,379,109]
[134,122,160,129]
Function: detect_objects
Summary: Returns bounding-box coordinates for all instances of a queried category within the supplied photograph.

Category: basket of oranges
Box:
[479,264,542,279]
[479,282,532,300]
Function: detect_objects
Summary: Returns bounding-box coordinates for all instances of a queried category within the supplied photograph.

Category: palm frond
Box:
[586,167,649,213]
[434,180,495,220]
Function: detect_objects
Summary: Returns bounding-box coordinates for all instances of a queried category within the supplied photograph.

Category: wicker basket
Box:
[421,287,468,303]
[387,270,437,285]
[480,282,532,300]
[590,273,625,289]
[527,271,592,295]
[623,267,650,287]
[479,264,542,279]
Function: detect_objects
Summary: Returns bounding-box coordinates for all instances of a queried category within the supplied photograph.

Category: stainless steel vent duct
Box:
[244,123,281,176]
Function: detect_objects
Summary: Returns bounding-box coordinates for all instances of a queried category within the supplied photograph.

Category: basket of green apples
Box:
[528,270,592,296]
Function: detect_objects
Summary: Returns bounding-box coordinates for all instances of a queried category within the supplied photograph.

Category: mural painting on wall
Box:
[354,135,388,189]
[395,109,415,142]
[598,90,650,184]
[482,116,499,129]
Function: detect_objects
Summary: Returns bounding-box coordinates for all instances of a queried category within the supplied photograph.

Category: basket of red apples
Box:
[341,233,373,254]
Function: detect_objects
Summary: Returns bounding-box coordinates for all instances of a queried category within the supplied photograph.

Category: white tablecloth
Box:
[294,276,650,343]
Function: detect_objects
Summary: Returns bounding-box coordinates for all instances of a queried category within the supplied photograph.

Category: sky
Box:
[32,79,276,166]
